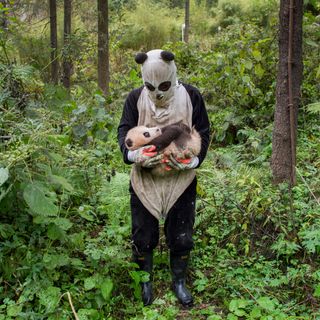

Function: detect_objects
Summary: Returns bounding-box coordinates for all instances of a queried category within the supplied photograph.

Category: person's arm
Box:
[185,84,210,168]
[117,88,142,164]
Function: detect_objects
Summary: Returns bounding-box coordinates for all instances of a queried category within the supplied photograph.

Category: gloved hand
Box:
[127,145,163,168]
[165,154,199,171]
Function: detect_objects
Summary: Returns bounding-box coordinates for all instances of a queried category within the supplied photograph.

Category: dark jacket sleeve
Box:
[117,87,143,164]
[183,83,210,168]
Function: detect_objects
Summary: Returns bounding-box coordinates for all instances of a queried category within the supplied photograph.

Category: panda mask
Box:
[135,49,177,108]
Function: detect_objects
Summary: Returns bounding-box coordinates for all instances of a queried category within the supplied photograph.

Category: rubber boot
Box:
[133,252,153,306]
[170,252,194,307]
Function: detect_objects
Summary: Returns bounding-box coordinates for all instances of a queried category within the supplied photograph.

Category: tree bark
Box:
[97,0,109,96]
[184,0,190,43]
[49,0,58,84]
[0,0,8,30]
[271,0,303,185]
[63,0,72,90]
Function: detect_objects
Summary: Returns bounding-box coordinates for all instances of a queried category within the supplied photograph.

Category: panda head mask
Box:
[135,49,177,108]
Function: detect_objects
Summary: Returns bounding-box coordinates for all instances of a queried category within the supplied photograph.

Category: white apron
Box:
[130,84,196,220]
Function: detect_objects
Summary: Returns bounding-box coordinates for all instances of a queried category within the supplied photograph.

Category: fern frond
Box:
[306,102,320,114]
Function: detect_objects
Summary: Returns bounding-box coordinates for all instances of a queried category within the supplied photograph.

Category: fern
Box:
[98,172,130,217]
[306,102,320,114]
[299,227,320,254]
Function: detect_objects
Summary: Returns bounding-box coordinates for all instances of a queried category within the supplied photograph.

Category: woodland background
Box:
[0,0,320,319]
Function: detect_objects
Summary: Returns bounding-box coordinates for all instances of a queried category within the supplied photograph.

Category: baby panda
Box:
[125,122,201,175]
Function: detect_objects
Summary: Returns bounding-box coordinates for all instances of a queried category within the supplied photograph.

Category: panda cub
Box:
[125,122,201,175]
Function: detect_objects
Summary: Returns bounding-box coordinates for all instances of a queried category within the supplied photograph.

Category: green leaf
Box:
[43,253,69,270]
[50,174,74,192]
[23,183,58,216]
[73,125,87,138]
[314,284,320,297]
[306,102,320,114]
[0,224,14,239]
[100,278,113,300]
[254,64,265,78]
[257,297,275,311]
[250,306,262,318]
[77,309,100,320]
[7,304,22,317]
[227,314,238,320]
[252,50,262,61]
[244,60,253,70]
[47,223,66,241]
[38,286,61,313]
[48,152,64,162]
[305,39,319,47]
[316,66,320,79]
[84,277,96,291]
[242,75,251,84]
[78,206,96,221]
[52,217,73,230]
[47,134,70,146]
[299,228,320,253]
[72,104,87,115]
[229,299,250,312]
[0,167,9,186]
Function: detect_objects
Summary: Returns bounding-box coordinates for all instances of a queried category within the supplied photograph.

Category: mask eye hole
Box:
[145,82,155,91]
[143,132,150,138]
[158,81,171,92]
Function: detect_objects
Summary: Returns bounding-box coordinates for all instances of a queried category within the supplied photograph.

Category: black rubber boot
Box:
[133,252,153,306]
[170,252,194,307]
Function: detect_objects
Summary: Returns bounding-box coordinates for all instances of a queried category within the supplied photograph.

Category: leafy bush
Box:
[115,0,181,50]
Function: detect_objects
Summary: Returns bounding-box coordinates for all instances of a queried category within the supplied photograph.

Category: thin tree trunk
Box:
[184,0,190,43]
[0,0,8,30]
[271,0,303,185]
[63,0,72,90]
[49,0,58,84]
[97,0,109,96]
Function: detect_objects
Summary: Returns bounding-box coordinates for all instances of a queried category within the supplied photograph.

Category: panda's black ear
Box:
[135,52,148,64]
[161,51,175,61]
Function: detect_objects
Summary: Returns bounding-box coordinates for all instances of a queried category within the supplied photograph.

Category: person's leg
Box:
[130,183,159,306]
[165,177,197,307]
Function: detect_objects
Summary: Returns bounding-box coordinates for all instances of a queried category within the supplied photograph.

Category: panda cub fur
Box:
[125,122,201,175]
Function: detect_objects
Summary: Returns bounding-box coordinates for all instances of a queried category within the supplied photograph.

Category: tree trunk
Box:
[271,0,303,185]
[49,0,58,84]
[0,0,9,30]
[63,0,72,90]
[184,0,190,43]
[97,0,109,96]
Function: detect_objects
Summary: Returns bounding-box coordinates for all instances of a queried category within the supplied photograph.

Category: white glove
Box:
[165,155,199,170]
[128,145,163,168]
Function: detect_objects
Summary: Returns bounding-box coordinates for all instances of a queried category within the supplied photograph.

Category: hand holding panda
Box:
[127,145,164,168]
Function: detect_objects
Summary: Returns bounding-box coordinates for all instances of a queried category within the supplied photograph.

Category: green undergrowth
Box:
[0,85,319,318]
[1,2,320,318]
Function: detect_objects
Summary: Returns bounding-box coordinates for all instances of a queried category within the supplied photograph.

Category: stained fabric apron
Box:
[130,84,196,220]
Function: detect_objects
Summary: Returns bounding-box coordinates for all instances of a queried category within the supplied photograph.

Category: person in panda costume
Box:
[118,49,210,307]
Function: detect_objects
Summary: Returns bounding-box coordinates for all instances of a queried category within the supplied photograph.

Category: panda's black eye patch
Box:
[158,81,171,92]
[125,138,133,148]
[143,132,151,138]
[145,82,155,91]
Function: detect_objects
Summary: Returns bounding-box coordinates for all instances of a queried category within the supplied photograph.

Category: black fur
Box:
[135,52,148,64]
[149,122,189,152]
[160,51,175,61]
